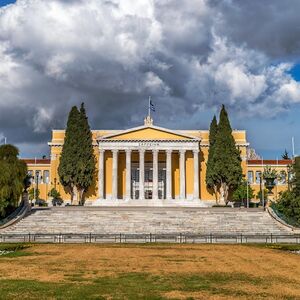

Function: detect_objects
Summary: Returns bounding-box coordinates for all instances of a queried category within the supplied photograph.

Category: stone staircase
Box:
[0,207,292,235]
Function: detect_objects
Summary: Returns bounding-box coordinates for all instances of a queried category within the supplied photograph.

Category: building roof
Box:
[247,159,292,165]
[22,159,51,165]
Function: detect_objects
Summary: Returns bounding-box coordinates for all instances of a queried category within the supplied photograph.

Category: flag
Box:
[150,100,155,112]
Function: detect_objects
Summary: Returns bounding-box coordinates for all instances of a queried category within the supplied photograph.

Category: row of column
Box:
[98,149,199,200]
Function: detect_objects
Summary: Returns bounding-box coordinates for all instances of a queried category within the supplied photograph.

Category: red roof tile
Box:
[22,159,51,165]
[247,159,292,165]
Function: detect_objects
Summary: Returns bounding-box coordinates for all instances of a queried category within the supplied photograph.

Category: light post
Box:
[36,171,40,201]
[246,179,249,208]
[261,174,265,210]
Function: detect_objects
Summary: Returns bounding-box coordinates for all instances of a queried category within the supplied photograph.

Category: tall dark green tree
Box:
[58,106,81,203]
[76,103,96,204]
[206,115,219,199]
[213,105,243,204]
[58,104,96,205]
[0,145,27,217]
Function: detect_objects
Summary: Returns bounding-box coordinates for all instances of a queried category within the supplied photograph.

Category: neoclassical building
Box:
[23,116,292,205]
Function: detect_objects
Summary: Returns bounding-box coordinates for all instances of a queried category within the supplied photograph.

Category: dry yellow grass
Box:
[0,243,300,299]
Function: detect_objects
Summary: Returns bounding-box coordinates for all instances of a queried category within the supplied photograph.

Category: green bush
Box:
[48,188,61,199]
[272,156,300,227]
[275,190,300,227]
[28,188,40,201]
[256,189,269,201]
[232,179,254,202]
[35,199,48,207]
[0,145,27,217]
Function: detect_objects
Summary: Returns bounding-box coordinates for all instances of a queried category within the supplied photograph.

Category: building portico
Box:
[97,123,201,201]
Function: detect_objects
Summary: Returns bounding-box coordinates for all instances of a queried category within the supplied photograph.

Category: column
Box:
[112,149,118,199]
[152,149,159,199]
[125,149,131,200]
[98,149,105,199]
[193,149,199,200]
[139,149,145,200]
[179,149,186,200]
[166,150,172,200]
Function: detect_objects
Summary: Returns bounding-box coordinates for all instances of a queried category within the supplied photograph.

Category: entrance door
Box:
[130,162,166,200]
[158,163,166,199]
[131,166,139,199]
[144,164,153,199]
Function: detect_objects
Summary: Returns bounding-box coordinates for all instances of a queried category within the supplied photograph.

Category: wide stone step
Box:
[0,207,292,235]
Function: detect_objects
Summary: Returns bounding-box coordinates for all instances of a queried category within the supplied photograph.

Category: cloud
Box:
[0,0,300,156]
[212,0,300,60]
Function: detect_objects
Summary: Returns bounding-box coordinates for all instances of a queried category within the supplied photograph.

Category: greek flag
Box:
[150,100,155,112]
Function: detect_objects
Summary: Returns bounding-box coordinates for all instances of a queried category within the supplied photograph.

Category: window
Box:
[255,171,261,184]
[27,170,34,183]
[43,170,50,184]
[247,171,253,184]
[278,171,287,185]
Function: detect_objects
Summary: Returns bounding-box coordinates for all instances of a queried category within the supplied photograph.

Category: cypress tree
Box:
[213,105,243,204]
[206,115,218,199]
[76,103,96,204]
[58,106,81,203]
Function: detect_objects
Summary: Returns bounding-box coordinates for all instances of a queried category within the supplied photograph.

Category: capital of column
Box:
[179,149,186,154]
[193,149,199,154]
[139,149,146,154]
[166,149,172,155]
[99,149,105,154]
[112,149,119,154]
[125,148,132,154]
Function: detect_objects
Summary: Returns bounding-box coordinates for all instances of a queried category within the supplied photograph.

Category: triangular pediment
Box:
[99,125,199,141]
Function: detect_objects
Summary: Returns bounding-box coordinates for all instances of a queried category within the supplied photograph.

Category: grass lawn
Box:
[0,243,300,299]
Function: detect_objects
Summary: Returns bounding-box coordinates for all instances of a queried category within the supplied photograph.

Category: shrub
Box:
[28,188,40,201]
[275,190,300,227]
[232,179,254,203]
[52,198,63,206]
[48,188,63,206]
[35,199,48,207]
[48,188,61,199]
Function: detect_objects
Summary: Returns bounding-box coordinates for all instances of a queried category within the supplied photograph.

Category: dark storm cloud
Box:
[212,0,300,59]
[0,0,300,156]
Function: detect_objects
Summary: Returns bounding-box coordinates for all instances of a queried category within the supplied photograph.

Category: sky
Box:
[1,0,300,159]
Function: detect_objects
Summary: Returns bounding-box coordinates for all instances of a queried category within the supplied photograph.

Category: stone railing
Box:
[0,192,30,230]
[267,206,300,233]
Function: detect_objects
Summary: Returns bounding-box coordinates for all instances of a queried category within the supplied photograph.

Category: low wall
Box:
[267,207,300,233]
[0,192,30,230]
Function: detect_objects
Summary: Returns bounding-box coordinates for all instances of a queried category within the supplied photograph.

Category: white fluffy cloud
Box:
[0,0,300,154]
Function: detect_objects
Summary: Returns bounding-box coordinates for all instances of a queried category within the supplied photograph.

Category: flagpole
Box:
[148,96,151,118]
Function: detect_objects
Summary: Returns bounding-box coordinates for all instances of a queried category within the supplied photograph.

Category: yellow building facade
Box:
[246,159,292,201]
[24,116,291,205]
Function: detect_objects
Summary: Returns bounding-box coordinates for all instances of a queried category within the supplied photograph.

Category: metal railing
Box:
[1,233,300,244]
